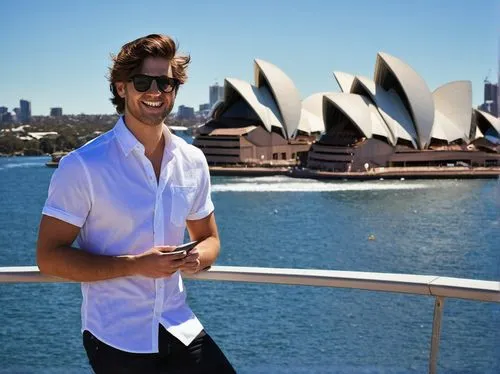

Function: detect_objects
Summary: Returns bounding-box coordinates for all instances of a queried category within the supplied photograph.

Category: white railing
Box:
[1,265,499,374]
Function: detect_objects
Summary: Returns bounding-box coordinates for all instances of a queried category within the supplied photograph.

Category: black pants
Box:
[83,325,236,374]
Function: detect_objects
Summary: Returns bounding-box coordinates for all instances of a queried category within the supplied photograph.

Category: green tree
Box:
[23,139,42,156]
[55,134,77,151]
[39,137,56,154]
[0,135,24,154]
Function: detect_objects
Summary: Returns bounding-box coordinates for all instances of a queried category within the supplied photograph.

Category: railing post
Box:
[429,296,445,374]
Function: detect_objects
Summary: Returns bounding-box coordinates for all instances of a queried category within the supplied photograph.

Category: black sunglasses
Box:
[129,74,180,93]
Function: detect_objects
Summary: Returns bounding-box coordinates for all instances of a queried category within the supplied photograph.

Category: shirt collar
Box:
[114,116,175,158]
[162,125,175,155]
[114,117,140,157]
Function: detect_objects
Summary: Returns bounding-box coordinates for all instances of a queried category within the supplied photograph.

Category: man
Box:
[37,34,235,374]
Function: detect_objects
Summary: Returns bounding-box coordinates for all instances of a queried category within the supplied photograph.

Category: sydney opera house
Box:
[194,52,500,175]
[193,59,318,167]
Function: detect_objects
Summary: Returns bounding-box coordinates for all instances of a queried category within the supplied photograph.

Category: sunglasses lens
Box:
[131,75,179,93]
[132,76,152,92]
[157,78,169,93]
[158,77,176,93]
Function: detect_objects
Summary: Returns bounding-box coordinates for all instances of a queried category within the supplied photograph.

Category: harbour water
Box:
[0,156,499,373]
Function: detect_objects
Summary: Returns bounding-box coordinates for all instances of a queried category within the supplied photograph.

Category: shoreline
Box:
[0,154,51,157]
[209,166,500,180]
[5,155,497,180]
[209,166,291,177]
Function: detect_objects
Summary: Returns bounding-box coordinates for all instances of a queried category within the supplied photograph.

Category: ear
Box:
[115,82,126,98]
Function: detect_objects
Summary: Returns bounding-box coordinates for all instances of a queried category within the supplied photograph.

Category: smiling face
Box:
[115,57,176,127]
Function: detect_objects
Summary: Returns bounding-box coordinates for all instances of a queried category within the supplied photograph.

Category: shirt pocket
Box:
[170,185,197,227]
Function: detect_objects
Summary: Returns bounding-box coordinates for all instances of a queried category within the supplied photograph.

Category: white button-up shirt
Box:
[42,117,214,353]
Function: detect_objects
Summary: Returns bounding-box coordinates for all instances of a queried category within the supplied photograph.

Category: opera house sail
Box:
[193,60,321,169]
[307,53,500,174]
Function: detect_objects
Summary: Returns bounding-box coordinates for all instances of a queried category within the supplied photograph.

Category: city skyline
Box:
[1,0,499,115]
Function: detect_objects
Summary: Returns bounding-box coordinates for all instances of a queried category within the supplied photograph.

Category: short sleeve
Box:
[42,152,93,227]
[186,152,214,221]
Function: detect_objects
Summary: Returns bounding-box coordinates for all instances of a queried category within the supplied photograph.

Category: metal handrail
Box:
[1,265,499,374]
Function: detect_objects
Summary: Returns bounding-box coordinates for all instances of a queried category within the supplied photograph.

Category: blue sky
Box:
[1,0,499,115]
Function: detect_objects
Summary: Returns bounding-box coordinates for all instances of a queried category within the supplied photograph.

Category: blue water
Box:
[0,156,499,373]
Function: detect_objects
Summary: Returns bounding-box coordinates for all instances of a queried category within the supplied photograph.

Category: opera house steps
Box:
[194,124,312,174]
[307,138,500,173]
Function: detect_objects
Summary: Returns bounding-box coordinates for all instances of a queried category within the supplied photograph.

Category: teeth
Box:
[143,101,162,107]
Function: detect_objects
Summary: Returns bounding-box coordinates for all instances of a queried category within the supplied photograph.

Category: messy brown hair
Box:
[108,34,191,114]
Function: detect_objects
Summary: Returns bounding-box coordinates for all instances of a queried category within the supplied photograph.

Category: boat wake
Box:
[212,176,431,193]
[0,162,47,171]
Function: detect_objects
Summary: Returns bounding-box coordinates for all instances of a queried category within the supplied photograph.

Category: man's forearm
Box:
[197,236,220,270]
[37,246,136,282]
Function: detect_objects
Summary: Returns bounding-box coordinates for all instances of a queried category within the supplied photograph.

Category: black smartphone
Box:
[162,240,200,256]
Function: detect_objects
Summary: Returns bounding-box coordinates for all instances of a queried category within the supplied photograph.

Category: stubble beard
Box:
[126,98,174,128]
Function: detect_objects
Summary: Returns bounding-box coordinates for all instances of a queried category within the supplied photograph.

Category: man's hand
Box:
[131,246,188,278]
[184,212,220,273]
[179,249,201,274]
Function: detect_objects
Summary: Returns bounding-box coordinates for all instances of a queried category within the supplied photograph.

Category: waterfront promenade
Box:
[290,166,500,180]
[208,165,500,179]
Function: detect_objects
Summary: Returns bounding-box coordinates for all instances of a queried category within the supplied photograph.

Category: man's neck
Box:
[123,114,166,157]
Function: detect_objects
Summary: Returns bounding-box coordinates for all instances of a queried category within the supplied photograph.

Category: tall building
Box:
[13,107,20,121]
[0,107,8,125]
[497,38,500,118]
[19,99,31,123]
[484,81,497,102]
[209,83,224,108]
[50,107,63,117]
[0,112,13,124]
[177,105,195,119]
[478,80,498,117]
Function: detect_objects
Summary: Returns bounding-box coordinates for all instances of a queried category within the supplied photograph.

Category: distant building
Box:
[1,112,13,124]
[177,105,195,119]
[209,83,224,108]
[19,99,31,123]
[478,80,498,117]
[497,40,500,118]
[479,43,499,118]
[13,107,20,122]
[50,107,63,117]
[484,81,497,102]
[199,103,210,112]
[0,107,7,125]
[197,104,211,120]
